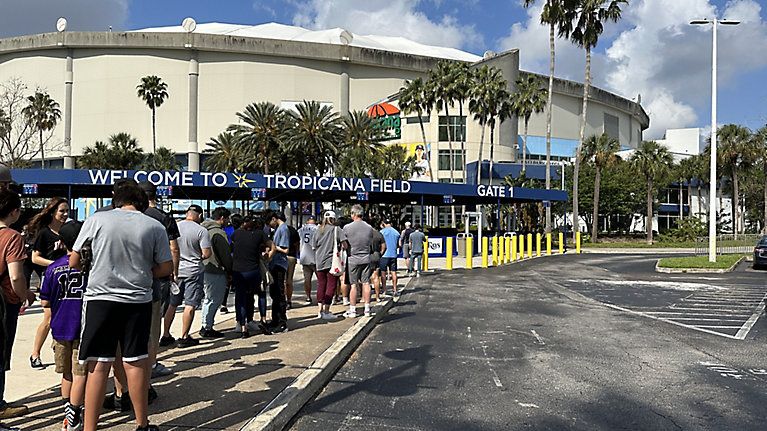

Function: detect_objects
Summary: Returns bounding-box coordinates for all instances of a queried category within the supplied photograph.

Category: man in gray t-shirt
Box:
[162,205,211,348]
[341,205,374,317]
[409,226,426,276]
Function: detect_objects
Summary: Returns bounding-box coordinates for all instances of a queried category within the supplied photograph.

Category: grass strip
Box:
[657,254,745,269]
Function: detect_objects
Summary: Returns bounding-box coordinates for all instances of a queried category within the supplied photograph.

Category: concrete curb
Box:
[583,248,696,255]
[655,256,745,274]
[239,282,407,431]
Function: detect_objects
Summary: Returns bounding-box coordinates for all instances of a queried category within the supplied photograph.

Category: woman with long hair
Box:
[312,211,348,320]
[230,216,271,338]
[27,197,69,369]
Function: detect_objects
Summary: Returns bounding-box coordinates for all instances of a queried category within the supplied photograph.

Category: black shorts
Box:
[380,257,398,272]
[78,300,152,364]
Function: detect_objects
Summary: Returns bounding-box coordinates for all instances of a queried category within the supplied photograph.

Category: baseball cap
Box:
[383,218,392,225]
[405,221,411,227]
[59,221,83,251]
[137,180,157,198]
[0,164,11,183]
[415,144,425,151]
[323,210,337,219]
[307,215,316,222]
[187,204,203,214]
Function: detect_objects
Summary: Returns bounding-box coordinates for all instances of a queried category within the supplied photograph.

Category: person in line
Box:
[342,205,374,318]
[369,218,386,303]
[284,222,300,309]
[161,205,211,348]
[0,189,35,423]
[27,197,69,369]
[297,216,318,304]
[380,219,401,297]
[311,211,347,320]
[220,213,242,314]
[39,221,86,431]
[200,207,232,338]
[266,211,290,333]
[70,181,173,431]
[231,216,271,338]
[336,215,353,306]
[399,221,413,276]
[408,225,426,277]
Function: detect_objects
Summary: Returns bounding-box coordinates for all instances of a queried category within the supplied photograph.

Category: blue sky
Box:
[2,0,765,139]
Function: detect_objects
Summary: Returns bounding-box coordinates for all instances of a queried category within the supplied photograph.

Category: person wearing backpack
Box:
[311,211,347,320]
[200,207,233,339]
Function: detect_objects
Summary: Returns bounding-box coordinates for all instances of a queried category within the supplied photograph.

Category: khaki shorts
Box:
[150,300,161,352]
[287,256,297,284]
[53,339,88,376]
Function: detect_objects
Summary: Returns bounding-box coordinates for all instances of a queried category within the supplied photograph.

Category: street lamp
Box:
[690,18,740,263]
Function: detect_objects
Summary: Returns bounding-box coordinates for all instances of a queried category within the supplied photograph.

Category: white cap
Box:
[405,221,411,227]
[323,210,337,219]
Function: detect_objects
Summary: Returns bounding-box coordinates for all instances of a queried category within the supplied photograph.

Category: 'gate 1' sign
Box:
[251,188,266,199]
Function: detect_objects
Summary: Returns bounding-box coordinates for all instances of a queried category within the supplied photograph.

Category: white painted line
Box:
[601,303,741,340]
[735,300,766,340]
[667,307,757,312]
[645,312,751,317]
[530,330,545,345]
[518,402,540,408]
[668,318,747,322]
[467,326,472,339]
[694,325,744,329]
[679,303,760,308]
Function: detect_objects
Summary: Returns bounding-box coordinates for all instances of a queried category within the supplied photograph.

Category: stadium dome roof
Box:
[133,22,482,62]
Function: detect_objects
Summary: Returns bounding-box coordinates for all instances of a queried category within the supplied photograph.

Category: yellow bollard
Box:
[482,237,489,268]
[576,232,582,254]
[536,233,542,257]
[546,232,552,256]
[498,236,504,265]
[518,234,525,259]
[527,233,533,258]
[492,236,499,266]
[558,232,564,254]
[423,237,429,272]
[511,236,517,261]
[505,237,511,263]
[465,237,473,269]
[446,237,453,270]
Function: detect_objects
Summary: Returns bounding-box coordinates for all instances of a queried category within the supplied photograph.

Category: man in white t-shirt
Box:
[297,216,318,304]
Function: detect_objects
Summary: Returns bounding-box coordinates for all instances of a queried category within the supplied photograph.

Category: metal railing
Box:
[694,234,762,255]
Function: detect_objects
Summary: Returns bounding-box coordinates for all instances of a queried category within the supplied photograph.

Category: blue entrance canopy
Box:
[10,169,567,205]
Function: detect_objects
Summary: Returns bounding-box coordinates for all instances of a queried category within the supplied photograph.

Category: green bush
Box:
[662,218,706,242]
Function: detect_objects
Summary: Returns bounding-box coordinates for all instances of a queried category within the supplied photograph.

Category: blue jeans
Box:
[232,270,263,326]
[202,272,228,329]
[0,301,21,407]
[409,253,423,274]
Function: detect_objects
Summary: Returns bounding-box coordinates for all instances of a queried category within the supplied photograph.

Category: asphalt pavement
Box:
[290,254,767,431]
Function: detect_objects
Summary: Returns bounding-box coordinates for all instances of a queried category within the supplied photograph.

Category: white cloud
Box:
[0,0,128,37]
[292,0,484,51]
[498,0,767,139]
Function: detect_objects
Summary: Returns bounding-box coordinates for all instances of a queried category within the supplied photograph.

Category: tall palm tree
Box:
[428,60,459,182]
[469,65,507,184]
[582,133,619,242]
[453,63,473,182]
[755,126,767,233]
[631,140,673,244]
[399,77,434,179]
[204,132,243,172]
[524,0,576,233]
[338,110,384,178]
[283,101,343,175]
[510,75,548,171]
[488,98,513,186]
[228,101,284,175]
[136,75,169,153]
[22,91,61,169]
[717,124,756,234]
[568,0,626,241]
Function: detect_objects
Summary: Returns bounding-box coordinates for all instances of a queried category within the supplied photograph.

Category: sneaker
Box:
[148,386,158,405]
[151,362,173,378]
[136,425,159,431]
[246,321,261,333]
[305,297,312,304]
[342,298,350,306]
[29,356,44,369]
[343,310,357,318]
[272,324,288,334]
[286,301,293,310]
[322,312,339,320]
[364,309,374,317]
[220,306,229,314]
[176,337,199,348]
[258,321,272,335]
[240,331,251,339]
[0,404,28,419]
[235,322,242,332]
[159,336,175,347]
[66,406,83,431]
[102,392,132,412]
[317,312,323,319]
[199,328,224,339]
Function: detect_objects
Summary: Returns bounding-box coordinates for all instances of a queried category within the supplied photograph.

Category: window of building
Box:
[438,149,465,171]
[604,113,619,141]
[405,115,430,124]
[438,116,466,142]
[438,178,465,184]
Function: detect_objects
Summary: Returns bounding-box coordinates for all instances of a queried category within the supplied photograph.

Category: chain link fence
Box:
[694,234,763,255]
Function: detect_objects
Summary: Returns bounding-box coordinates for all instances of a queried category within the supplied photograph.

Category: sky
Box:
[1,0,765,140]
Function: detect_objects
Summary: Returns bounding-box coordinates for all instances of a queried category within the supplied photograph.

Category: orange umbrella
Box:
[366,102,400,118]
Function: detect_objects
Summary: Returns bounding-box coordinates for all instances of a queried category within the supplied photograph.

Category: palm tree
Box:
[204,132,242,172]
[469,65,506,184]
[717,124,756,234]
[78,133,144,169]
[510,75,548,171]
[136,75,169,153]
[631,140,673,244]
[337,110,384,178]
[582,133,619,242]
[568,0,627,241]
[22,91,61,169]
[228,102,284,175]
[453,63,473,182]
[399,77,434,179]
[676,156,699,221]
[428,60,459,182]
[370,145,419,181]
[282,101,343,175]
[77,141,111,169]
[524,0,576,233]
[487,94,513,186]
[755,126,767,233]
[143,147,181,171]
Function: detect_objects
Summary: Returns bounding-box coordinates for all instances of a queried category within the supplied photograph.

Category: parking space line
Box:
[695,325,745,329]
[600,303,742,340]
[735,300,767,339]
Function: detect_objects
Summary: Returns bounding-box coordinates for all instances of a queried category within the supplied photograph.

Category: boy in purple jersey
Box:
[39,221,86,431]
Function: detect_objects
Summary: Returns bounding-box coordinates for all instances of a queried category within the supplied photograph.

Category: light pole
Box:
[690,18,740,262]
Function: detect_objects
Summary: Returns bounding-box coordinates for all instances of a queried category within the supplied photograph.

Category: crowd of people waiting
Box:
[0,165,426,431]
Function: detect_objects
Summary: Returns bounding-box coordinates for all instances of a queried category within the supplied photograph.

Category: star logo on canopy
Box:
[233,173,255,188]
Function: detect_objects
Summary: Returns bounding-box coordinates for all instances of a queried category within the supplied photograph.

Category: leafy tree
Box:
[631,140,673,244]
[510,74,548,171]
[282,101,343,175]
[568,0,627,241]
[336,110,384,178]
[22,91,61,169]
[453,63,473,182]
[143,147,180,171]
[582,133,620,241]
[717,124,757,234]
[136,75,169,153]
[469,66,508,184]
[228,101,284,175]
[204,132,243,172]
[754,126,767,232]
[369,145,419,181]
[428,60,460,182]
[399,77,435,179]
[78,133,144,169]
[523,0,576,233]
